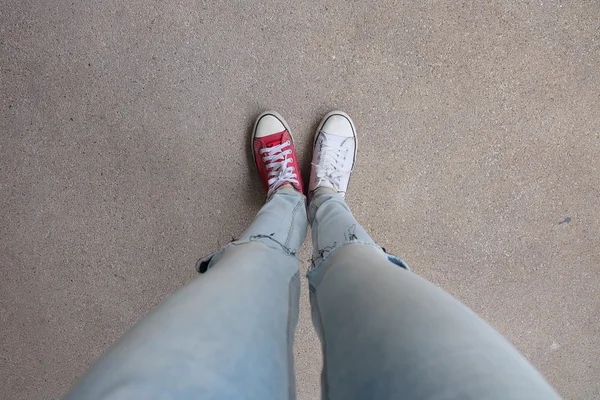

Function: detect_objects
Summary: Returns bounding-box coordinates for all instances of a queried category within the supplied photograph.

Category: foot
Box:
[308,111,357,199]
[252,111,304,197]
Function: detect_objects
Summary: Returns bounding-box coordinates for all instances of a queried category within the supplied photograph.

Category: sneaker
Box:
[308,111,357,198]
[252,111,303,197]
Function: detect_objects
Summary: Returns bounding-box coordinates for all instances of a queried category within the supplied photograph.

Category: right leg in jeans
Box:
[64,188,307,400]
[64,111,307,400]
[306,111,561,400]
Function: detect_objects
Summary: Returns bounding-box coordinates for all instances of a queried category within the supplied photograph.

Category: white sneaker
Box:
[308,111,357,198]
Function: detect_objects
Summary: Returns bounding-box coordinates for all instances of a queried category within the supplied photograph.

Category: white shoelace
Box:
[312,142,352,190]
[259,140,299,197]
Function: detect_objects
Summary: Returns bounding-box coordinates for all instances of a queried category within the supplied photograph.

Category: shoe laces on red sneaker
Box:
[259,140,299,197]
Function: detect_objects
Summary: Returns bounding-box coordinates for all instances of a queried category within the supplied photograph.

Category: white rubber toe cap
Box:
[255,114,286,138]
[321,113,354,138]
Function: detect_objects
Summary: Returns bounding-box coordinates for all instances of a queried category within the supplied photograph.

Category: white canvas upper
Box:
[309,111,357,198]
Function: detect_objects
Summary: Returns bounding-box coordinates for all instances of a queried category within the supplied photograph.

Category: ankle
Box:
[273,183,303,196]
[308,187,339,206]
[312,186,337,198]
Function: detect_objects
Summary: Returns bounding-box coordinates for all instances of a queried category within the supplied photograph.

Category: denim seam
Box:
[285,199,305,248]
[308,200,319,225]
[313,291,330,400]
[287,271,300,400]
[311,212,320,264]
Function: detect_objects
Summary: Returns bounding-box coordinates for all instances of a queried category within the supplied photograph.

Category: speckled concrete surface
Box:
[1,1,599,399]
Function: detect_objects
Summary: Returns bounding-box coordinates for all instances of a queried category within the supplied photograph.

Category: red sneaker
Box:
[252,111,304,197]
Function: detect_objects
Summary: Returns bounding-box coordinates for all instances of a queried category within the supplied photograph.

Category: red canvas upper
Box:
[253,129,304,195]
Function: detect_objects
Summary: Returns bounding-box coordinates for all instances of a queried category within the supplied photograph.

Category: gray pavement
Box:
[1,1,599,399]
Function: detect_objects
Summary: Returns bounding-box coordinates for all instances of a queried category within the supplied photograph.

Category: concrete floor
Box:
[1,0,599,399]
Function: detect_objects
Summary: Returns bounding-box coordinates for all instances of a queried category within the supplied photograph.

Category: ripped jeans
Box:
[64,187,561,400]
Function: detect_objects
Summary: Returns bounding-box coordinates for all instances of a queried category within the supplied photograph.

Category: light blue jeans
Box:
[65,187,561,399]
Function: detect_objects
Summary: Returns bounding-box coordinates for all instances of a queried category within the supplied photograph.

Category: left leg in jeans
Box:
[306,189,560,399]
[64,187,307,400]
[304,111,560,399]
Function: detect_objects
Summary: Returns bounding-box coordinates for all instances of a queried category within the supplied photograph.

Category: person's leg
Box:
[65,111,307,400]
[306,111,561,400]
